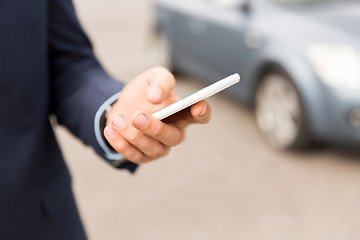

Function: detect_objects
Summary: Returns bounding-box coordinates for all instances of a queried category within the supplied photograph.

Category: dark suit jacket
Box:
[0,0,135,239]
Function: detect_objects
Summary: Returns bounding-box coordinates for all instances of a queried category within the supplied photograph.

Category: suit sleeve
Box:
[48,0,137,172]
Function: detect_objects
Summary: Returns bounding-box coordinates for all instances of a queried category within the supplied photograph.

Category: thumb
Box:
[146,67,176,104]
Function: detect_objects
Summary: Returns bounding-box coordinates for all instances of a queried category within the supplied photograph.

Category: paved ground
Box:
[54,0,360,239]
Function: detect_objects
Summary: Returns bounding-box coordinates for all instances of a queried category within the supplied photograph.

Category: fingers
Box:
[145,67,176,104]
[104,127,149,164]
[131,111,186,147]
[104,114,171,164]
[190,100,212,124]
[103,101,211,164]
[163,100,212,129]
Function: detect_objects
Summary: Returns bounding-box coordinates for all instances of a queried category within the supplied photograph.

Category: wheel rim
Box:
[255,74,302,149]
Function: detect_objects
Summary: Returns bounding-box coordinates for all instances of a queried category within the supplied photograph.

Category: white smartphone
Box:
[151,73,240,120]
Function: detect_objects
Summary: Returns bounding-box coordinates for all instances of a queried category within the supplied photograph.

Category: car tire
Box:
[255,72,310,150]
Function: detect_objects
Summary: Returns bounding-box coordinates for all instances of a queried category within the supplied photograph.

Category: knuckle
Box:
[150,145,165,159]
[131,152,144,164]
[152,123,165,137]
[114,139,128,154]
[128,131,141,143]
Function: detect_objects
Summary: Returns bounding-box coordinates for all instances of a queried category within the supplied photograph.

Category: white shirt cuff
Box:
[94,91,127,165]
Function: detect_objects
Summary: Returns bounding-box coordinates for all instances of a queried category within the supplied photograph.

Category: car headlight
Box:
[307,44,360,90]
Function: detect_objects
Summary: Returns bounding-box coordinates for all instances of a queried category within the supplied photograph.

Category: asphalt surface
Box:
[54,0,360,239]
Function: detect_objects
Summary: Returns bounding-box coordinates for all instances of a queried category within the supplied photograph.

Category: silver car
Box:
[153,0,360,149]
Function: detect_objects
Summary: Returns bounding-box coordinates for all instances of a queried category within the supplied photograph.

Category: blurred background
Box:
[55,0,360,239]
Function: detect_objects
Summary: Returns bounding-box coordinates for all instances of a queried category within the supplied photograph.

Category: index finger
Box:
[131,111,185,147]
[162,100,212,129]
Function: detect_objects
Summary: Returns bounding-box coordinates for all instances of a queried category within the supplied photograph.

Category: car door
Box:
[175,0,251,81]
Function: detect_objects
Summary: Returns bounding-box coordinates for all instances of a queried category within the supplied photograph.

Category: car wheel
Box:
[255,72,309,150]
[148,30,175,71]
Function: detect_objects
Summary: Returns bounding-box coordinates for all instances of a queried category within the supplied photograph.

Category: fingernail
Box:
[148,86,164,102]
[105,126,117,139]
[200,104,208,117]
[133,113,149,129]
[112,115,125,129]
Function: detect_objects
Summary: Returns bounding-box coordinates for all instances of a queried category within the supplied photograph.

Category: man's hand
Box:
[103,67,212,164]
